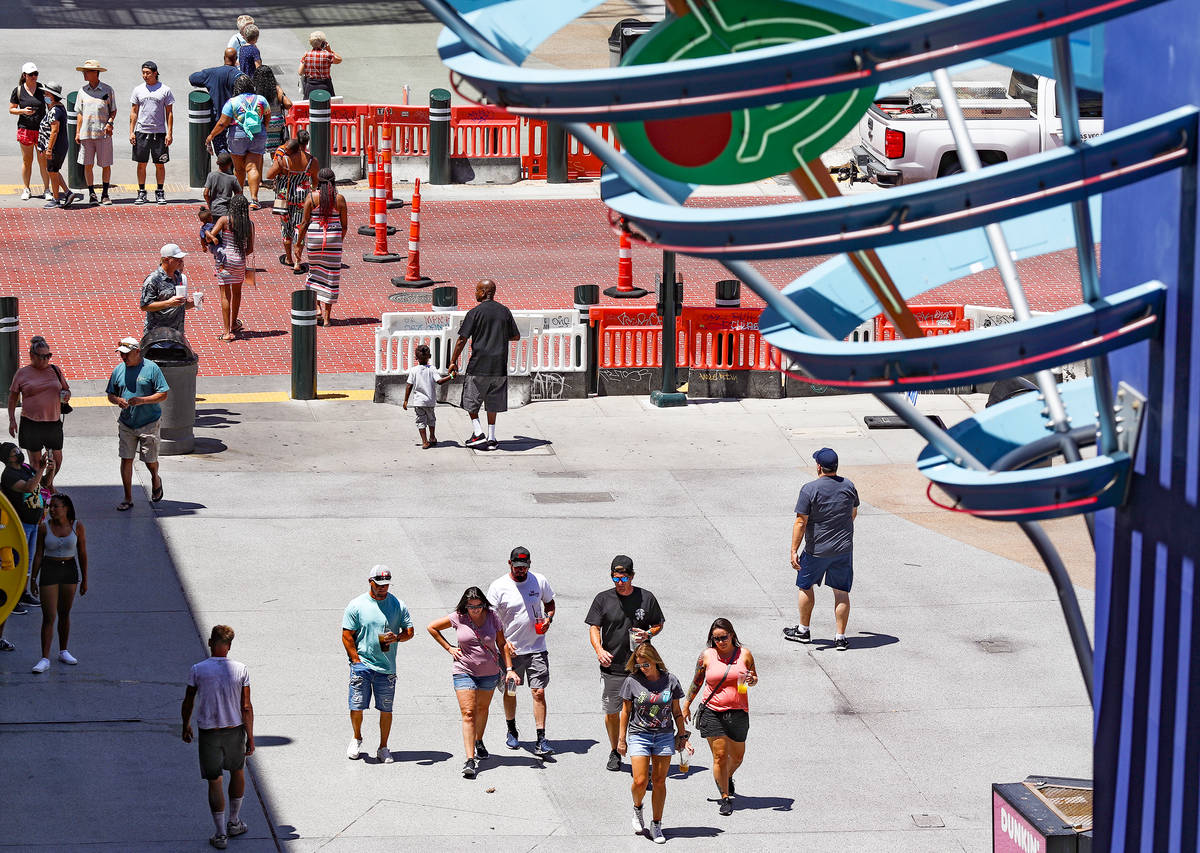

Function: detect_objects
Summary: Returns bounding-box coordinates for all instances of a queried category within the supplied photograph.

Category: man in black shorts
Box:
[450,279,520,449]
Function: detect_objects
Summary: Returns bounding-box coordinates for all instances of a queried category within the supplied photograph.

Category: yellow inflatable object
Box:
[0,491,29,625]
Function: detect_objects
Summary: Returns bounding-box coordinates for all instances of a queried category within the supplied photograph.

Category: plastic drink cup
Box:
[534,618,549,635]
[505,675,518,696]
[737,673,748,695]
[193,291,203,310]
[678,748,690,772]
[378,632,390,650]
[629,627,643,651]
[60,390,68,402]
[174,283,188,299]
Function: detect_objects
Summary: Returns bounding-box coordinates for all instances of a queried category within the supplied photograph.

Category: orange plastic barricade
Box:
[450,106,520,158]
[590,306,693,368]
[370,105,429,157]
[286,103,370,156]
[681,307,783,371]
[567,122,621,179]
[521,118,547,178]
[875,305,970,341]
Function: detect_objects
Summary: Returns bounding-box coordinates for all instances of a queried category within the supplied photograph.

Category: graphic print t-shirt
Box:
[1,464,44,524]
[620,672,682,734]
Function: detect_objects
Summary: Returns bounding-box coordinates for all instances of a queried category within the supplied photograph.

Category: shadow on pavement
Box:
[195,408,240,428]
[251,735,294,747]
[812,631,899,652]
[151,499,209,517]
[666,826,723,839]
[366,749,452,766]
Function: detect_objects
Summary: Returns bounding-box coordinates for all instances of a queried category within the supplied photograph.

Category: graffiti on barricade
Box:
[689,308,761,331]
[387,314,455,332]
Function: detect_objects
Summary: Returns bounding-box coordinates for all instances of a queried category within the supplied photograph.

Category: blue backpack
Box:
[235,94,263,136]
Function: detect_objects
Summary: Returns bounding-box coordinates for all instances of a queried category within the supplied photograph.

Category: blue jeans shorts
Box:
[226,129,266,157]
[796,550,854,592]
[453,672,500,691]
[348,663,396,712]
[627,730,676,757]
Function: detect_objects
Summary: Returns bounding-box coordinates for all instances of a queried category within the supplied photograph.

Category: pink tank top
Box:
[700,646,750,712]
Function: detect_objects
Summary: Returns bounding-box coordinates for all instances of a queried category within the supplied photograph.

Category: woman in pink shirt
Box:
[681,618,758,817]
[427,586,516,779]
[7,335,70,494]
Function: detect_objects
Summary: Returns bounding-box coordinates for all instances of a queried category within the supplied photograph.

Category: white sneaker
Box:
[346,737,363,759]
[43,189,53,201]
[20,188,30,201]
[59,650,78,665]
[631,805,646,834]
[376,746,393,764]
[32,657,50,673]
[650,821,666,844]
[226,820,248,837]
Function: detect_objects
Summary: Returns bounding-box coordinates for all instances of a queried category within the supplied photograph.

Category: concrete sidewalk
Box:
[0,378,1092,851]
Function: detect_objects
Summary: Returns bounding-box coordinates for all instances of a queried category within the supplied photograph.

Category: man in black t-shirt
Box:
[584,555,665,771]
[449,279,520,449]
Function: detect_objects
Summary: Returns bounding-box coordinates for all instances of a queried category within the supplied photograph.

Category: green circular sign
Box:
[615,0,877,184]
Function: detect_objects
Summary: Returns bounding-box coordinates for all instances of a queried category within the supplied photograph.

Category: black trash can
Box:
[140,328,199,455]
[608,18,656,66]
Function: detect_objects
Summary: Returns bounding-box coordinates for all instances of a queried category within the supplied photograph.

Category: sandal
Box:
[116,500,134,511]
[151,479,164,503]
[249,200,262,211]
[315,316,325,327]
[279,254,292,267]
[233,319,245,332]
[217,332,236,342]
[293,263,308,275]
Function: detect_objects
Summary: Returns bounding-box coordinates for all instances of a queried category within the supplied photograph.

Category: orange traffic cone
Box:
[358,141,396,236]
[364,146,402,264]
[604,227,648,298]
[393,178,432,287]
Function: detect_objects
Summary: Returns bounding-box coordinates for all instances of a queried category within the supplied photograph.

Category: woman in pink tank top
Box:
[681,618,758,817]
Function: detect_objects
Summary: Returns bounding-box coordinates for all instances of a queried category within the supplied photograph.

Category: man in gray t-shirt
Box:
[783,447,859,650]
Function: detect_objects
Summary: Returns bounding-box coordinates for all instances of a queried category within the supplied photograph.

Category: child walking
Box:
[402,345,454,448]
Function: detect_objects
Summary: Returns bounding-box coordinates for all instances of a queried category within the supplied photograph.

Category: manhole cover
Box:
[532,492,615,504]
[911,814,945,828]
[389,292,432,304]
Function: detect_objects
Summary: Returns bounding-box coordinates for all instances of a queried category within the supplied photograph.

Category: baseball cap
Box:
[21,62,37,75]
[610,554,634,573]
[510,546,531,567]
[116,336,141,354]
[142,60,158,72]
[368,565,392,586]
[160,243,187,259]
[813,447,839,469]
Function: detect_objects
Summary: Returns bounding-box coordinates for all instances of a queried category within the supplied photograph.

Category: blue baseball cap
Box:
[813,447,839,469]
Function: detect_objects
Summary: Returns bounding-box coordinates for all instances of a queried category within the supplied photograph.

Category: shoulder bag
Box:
[692,649,736,728]
[50,364,71,415]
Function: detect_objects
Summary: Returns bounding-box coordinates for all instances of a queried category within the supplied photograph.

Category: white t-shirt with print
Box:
[487,571,555,655]
[131,82,175,133]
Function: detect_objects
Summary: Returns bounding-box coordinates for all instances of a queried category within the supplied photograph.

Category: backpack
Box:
[235,94,263,136]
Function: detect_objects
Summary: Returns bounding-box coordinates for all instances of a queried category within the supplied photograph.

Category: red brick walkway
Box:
[0,198,1084,380]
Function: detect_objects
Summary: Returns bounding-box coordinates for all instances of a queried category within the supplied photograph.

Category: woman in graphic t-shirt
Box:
[618,642,690,844]
[427,586,515,780]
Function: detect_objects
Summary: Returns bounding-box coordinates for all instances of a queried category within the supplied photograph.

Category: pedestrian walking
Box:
[206,194,254,342]
[0,441,49,611]
[8,335,70,495]
[299,32,341,99]
[141,244,196,334]
[427,586,515,779]
[30,493,88,674]
[228,15,255,52]
[585,555,666,772]
[449,279,520,448]
[783,447,859,650]
[104,337,168,511]
[252,67,291,151]
[295,167,347,326]
[74,59,117,205]
[402,345,454,448]
[205,76,268,209]
[129,61,175,205]
[10,62,47,200]
[486,546,556,756]
[180,624,254,851]
[203,151,242,219]
[681,618,758,816]
[188,49,245,156]
[264,131,316,272]
[618,642,688,844]
[36,83,76,209]
[342,566,414,764]
[236,24,263,77]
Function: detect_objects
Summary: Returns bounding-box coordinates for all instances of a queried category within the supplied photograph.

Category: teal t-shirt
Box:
[342,592,413,674]
[105,360,169,428]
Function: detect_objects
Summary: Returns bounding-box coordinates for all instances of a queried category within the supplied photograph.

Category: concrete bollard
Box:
[428,88,451,185]
[66,92,84,191]
[715,279,741,307]
[290,290,318,400]
[574,284,599,395]
[0,298,18,397]
[188,90,213,189]
[547,122,568,183]
[309,89,332,173]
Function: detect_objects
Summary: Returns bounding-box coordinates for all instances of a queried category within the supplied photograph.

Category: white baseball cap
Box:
[116,336,141,354]
[21,62,37,75]
[368,566,392,586]
[160,243,187,259]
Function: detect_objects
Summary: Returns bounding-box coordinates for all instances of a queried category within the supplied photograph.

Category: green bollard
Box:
[0,298,19,398]
[188,90,213,189]
[651,252,687,408]
[428,88,451,185]
[66,92,84,191]
[574,284,599,395]
[547,122,568,183]
[308,89,332,173]
[290,290,318,400]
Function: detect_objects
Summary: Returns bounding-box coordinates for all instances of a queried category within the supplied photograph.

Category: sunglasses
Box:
[634,662,652,670]
[712,633,731,643]
[612,575,632,584]
[27,71,38,76]
[33,352,52,359]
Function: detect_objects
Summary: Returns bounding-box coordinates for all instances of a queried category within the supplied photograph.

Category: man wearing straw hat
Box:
[74,59,116,206]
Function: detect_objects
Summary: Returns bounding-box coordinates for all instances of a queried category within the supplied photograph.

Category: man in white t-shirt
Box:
[487,546,556,756]
[181,624,254,851]
[129,60,174,205]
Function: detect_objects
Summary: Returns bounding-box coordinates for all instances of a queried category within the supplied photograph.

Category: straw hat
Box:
[75,59,107,73]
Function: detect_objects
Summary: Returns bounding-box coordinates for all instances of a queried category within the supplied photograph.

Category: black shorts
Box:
[198,726,246,779]
[132,132,170,164]
[38,557,79,586]
[18,417,63,451]
[697,708,750,743]
[46,151,65,173]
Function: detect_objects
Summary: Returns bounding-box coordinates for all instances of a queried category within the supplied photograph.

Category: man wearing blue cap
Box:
[784,447,859,650]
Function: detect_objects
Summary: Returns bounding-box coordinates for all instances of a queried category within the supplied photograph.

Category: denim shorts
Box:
[452,672,500,691]
[348,663,396,711]
[226,129,266,157]
[627,730,676,757]
[796,549,854,592]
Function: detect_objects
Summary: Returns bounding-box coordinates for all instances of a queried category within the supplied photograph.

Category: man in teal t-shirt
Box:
[104,336,169,511]
[340,566,414,763]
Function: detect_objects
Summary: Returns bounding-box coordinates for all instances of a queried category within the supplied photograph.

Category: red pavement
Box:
[0,198,1085,381]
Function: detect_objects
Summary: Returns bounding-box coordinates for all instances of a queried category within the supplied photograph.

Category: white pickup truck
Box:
[848,71,1103,186]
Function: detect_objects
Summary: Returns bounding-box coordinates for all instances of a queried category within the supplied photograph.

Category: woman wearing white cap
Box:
[9,62,49,201]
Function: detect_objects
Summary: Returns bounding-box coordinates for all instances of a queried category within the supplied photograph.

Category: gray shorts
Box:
[118,420,160,462]
[78,135,114,167]
[601,670,626,715]
[461,374,508,414]
[198,726,246,779]
[511,651,550,689]
[413,405,436,428]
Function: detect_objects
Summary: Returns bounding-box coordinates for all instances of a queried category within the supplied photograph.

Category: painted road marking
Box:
[66,390,374,407]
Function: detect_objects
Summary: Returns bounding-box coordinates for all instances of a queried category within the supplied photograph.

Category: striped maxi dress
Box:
[273,148,312,245]
[305,195,343,304]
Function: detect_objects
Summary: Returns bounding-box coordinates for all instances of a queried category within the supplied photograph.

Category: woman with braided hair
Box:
[206,193,255,341]
[296,167,347,326]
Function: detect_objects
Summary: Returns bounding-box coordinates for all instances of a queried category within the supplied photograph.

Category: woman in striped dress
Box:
[264,130,316,272]
[295,167,347,326]
[206,193,255,341]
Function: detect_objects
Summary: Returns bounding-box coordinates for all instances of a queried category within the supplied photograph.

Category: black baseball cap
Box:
[610,554,634,573]
[142,60,158,72]
[813,447,839,469]
[510,546,531,567]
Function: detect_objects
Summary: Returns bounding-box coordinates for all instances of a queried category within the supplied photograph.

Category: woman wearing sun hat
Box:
[9,61,48,201]
[37,83,78,208]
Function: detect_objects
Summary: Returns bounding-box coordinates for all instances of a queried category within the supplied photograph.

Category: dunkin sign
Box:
[993,792,1046,853]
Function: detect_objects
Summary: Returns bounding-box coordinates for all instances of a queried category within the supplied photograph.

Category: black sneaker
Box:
[606,749,621,771]
[486,438,498,449]
[462,758,477,779]
[782,625,810,644]
[134,190,148,205]
[719,797,733,816]
[155,189,166,205]
[88,192,99,206]
[19,592,39,607]
[10,603,27,615]
[474,740,489,759]
[465,433,487,447]
[835,636,849,651]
